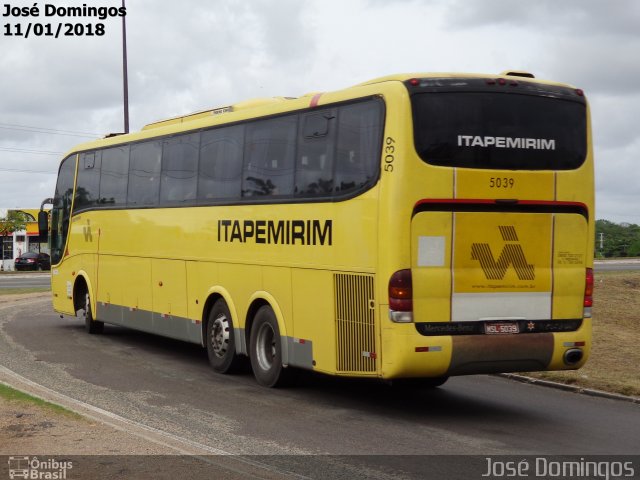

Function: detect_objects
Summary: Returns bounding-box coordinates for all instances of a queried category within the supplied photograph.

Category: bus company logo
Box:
[471,226,535,281]
[82,219,93,242]
[217,219,333,246]
[8,456,73,479]
[457,135,556,151]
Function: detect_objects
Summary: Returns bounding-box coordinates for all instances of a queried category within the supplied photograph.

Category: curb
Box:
[594,259,640,264]
[499,373,640,404]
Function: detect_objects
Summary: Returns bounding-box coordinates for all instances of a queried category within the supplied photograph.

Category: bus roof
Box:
[141,96,298,131]
[63,70,578,159]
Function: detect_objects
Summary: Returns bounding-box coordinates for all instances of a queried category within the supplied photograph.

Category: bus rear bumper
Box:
[380,318,591,379]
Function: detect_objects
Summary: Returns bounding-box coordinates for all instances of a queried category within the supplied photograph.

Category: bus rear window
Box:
[411,92,587,170]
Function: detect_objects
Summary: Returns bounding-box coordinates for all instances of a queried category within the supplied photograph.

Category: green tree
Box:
[0,210,28,237]
[596,219,640,258]
[0,210,29,265]
[629,238,640,257]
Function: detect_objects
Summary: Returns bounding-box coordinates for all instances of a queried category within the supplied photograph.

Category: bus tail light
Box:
[583,268,593,318]
[389,269,413,323]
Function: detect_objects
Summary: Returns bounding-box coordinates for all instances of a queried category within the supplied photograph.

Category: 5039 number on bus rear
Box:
[384,137,395,172]
[489,177,515,188]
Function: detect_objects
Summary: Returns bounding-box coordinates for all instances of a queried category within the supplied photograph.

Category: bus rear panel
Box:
[382,74,593,380]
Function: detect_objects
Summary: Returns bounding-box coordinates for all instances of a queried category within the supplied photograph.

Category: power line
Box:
[0,122,101,138]
[0,147,63,156]
[0,167,56,174]
[0,125,100,139]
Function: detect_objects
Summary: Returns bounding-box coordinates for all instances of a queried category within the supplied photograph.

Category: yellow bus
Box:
[41,71,594,387]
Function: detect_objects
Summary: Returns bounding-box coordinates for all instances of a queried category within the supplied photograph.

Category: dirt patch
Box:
[0,399,254,479]
[0,398,174,455]
[0,292,49,305]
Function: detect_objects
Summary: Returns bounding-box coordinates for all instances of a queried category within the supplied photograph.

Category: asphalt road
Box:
[0,272,50,289]
[1,299,639,479]
[594,261,640,271]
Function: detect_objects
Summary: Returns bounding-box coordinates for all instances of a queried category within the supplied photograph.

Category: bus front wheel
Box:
[249,305,290,388]
[206,299,244,374]
[84,293,104,335]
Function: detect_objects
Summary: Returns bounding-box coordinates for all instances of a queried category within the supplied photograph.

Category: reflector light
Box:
[389,269,413,312]
[575,89,585,96]
[409,78,419,86]
[415,346,443,352]
[498,78,507,86]
[389,269,413,322]
[584,268,594,307]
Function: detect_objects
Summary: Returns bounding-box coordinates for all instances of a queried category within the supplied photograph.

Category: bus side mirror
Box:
[38,210,49,243]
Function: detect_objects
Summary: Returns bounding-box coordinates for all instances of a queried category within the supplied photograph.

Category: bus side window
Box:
[296,110,336,197]
[198,125,244,201]
[75,151,102,211]
[127,141,161,207]
[334,100,383,195]
[99,145,130,206]
[243,116,296,198]
[160,133,199,205]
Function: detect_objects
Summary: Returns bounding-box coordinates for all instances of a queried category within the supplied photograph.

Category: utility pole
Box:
[122,0,130,134]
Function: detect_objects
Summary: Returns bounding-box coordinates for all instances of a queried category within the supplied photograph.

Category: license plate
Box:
[484,322,519,335]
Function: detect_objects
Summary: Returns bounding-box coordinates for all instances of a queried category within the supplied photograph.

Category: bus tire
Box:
[249,305,290,388]
[84,293,104,335]
[206,299,243,374]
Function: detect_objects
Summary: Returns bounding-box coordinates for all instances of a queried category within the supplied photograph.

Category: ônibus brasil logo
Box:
[471,226,535,281]
[8,456,72,479]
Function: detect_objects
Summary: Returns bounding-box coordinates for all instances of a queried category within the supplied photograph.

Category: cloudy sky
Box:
[1,0,638,223]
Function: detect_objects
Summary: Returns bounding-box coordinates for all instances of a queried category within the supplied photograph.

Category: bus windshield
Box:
[50,154,76,265]
[411,86,587,170]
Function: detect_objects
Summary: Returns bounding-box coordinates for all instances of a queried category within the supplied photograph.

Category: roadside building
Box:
[0,208,50,271]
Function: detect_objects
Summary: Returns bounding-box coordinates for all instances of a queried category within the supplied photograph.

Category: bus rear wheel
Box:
[84,293,104,335]
[249,305,290,388]
[206,299,244,374]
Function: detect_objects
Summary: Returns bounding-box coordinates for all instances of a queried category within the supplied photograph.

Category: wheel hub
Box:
[256,323,276,371]
[211,314,230,358]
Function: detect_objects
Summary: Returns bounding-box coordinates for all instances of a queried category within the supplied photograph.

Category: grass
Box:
[528,270,640,397]
[0,287,50,296]
[0,382,82,419]
[0,270,50,275]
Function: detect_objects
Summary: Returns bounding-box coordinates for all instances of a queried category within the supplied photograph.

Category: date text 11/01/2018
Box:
[4,22,106,38]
